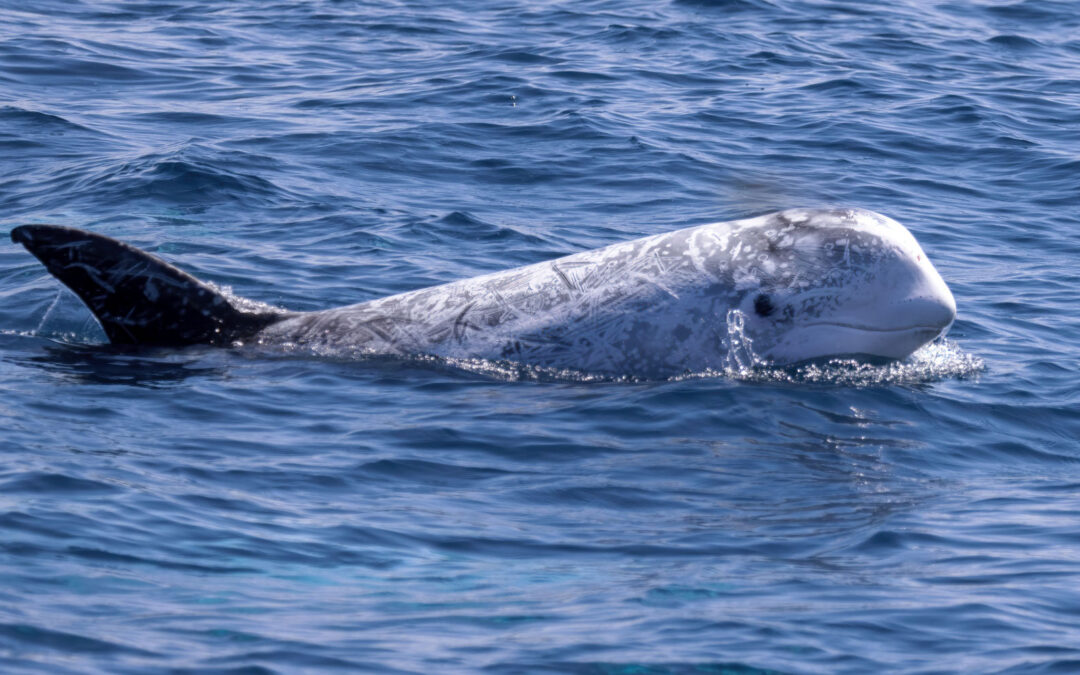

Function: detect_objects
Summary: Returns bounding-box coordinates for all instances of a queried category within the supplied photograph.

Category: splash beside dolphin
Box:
[10,208,956,378]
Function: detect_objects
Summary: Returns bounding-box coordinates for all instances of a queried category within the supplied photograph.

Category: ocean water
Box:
[0,0,1078,672]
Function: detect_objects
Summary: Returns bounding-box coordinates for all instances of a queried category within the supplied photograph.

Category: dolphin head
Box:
[729,208,956,365]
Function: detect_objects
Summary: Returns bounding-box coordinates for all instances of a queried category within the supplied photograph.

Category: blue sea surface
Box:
[1,0,1079,672]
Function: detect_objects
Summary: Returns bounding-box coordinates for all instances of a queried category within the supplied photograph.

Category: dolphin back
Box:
[11,224,285,346]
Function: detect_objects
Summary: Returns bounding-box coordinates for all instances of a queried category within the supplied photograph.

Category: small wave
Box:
[1,472,121,495]
[60,144,286,209]
[0,622,158,657]
[595,24,680,44]
[707,339,985,387]
[2,55,149,85]
[987,34,1042,50]
[798,77,870,94]
[486,49,562,65]
[254,337,982,387]
[0,105,103,136]
[415,210,551,246]
[983,0,1068,22]
[672,0,778,11]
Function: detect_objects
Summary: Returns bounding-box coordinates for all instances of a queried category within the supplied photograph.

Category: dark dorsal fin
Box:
[11,224,288,346]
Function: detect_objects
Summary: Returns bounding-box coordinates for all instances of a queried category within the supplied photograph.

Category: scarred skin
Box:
[11,208,956,379]
[260,208,956,376]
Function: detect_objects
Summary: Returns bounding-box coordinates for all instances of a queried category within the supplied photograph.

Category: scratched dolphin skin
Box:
[11,208,956,378]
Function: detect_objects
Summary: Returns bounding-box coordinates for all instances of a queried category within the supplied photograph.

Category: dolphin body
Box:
[11,208,956,378]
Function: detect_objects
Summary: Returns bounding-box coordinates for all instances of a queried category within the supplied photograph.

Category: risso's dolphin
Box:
[11,208,956,378]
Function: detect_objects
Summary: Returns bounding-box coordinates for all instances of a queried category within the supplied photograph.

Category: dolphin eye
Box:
[754,293,775,317]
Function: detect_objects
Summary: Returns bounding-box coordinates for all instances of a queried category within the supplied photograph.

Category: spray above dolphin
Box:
[10,208,956,378]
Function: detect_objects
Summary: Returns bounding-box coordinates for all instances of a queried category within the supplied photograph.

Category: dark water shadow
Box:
[7,339,225,388]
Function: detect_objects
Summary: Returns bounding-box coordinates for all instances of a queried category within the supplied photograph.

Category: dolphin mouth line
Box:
[801,322,947,334]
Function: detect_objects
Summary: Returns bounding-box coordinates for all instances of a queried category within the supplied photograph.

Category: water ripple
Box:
[1,0,1078,672]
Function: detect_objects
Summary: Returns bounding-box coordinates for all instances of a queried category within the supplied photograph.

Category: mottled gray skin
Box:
[11,208,955,378]
[260,208,956,377]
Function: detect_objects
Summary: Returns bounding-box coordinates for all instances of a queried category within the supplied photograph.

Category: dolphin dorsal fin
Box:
[11,224,286,346]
